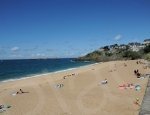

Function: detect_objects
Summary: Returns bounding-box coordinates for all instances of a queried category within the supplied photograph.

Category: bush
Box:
[103,46,110,51]
[122,51,141,60]
[144,53,150,61]
[144,45,150,53]
[105,52,113,56]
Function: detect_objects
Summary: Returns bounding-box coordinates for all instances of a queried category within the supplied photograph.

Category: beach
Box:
[0,60,149,115]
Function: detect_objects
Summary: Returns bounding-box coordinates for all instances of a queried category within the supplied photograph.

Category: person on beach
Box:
[135,69,141,78]
[0,105,4,109]
[136,73,141,78]
[15,89,28,95]
[101,78,108,84]
[63,76,66,79]
[72,73,75,76]
[105,79,108,84]
[134,69,141,78]
[124,63,127,67]
[134,70,137,74]
[15,89,24,94]
[20,89,24,93]
[16,91,20,94]
[134,98,140,106]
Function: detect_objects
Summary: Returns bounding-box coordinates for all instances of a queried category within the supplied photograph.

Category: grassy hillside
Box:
[77,44,150,62]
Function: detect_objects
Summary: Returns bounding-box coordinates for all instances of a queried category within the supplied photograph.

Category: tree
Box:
[144,53,150,61]
[144,45,150,53]
[122,51,141,60]
[105,52,113,56]
[103,46,110,51]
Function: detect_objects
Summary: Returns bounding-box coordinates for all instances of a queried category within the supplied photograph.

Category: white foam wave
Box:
[0,62,98,83]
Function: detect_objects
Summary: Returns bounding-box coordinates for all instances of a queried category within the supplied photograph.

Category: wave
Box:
[0,63,98,83]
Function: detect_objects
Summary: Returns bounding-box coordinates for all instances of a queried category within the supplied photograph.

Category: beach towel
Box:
[118,83,134,90]
[129,85,134,89]
[11,93,17,96]
[54,84,64,89]
[118,86,126,90]
[0,105,11,113]
[0,108,6,113]
[101,79,108,85]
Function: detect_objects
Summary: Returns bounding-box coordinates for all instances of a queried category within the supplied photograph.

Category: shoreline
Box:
[0,62,99,84]
[0,60,149,115]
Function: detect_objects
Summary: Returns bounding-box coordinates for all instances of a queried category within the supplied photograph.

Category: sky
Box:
[0,0,150,59]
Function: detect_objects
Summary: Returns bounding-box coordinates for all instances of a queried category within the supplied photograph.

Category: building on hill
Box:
[144,39,150,45]
[128,42,141,46]
[99,39,148,53]
[99,47,104,52]
[119,44,128,49]
[130,45,144,52]
[110,44,118,49]
[128,42,144,52]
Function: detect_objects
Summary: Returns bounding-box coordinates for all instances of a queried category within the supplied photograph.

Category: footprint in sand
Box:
[75,70,109,115]
[76,65,123,115]
[25,84,46,115]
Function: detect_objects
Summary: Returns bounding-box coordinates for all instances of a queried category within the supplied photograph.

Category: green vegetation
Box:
[144,45,150,53]
[144,53,150,61]
[77,44,150,62]
[122,51,141,60]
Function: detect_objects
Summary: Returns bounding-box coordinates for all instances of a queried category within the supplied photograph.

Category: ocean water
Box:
[0,58,93,82]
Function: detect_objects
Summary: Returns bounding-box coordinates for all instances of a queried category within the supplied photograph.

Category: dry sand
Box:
[0,60,149,115]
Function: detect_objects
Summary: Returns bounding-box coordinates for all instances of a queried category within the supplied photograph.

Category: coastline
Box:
[0,62,99,84]
[0,60,149,115]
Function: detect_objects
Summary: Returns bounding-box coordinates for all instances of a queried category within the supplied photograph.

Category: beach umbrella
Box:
[135,85,141,91]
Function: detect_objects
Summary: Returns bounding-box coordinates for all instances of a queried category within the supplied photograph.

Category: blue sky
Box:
[0,0,150,59]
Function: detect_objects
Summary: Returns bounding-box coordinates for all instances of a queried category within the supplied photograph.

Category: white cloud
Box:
[11,47,19,52]
[114,34,122,40]
[31,53,46,58]
[11,54,22,58]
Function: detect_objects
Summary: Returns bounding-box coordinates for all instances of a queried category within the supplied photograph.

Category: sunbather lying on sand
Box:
[0,105,5,112]
[119,83,134,89]
[0,104,11,112]
[101,79,108,84]
[13,89,29,95]
[55,83,64,88]
[0,105,4,109]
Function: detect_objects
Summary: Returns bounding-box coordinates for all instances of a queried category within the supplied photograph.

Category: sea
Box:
[0,58,94,82]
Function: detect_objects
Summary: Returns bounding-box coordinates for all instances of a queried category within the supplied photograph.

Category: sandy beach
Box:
[0,60,149,115]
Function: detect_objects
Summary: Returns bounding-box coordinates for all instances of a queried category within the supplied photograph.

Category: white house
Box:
[128,42,144,52]
[144,39,150,45]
